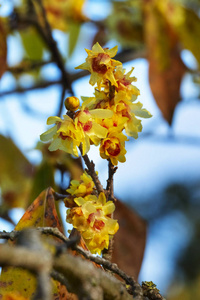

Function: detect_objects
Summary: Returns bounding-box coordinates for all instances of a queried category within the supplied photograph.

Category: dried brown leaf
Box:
[143,1,186,124]
[112,200,147,280]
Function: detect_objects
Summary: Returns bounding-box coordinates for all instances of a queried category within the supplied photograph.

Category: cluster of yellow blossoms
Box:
[40,42,151,166]
[65,172,119,254]
[40,42,151,254]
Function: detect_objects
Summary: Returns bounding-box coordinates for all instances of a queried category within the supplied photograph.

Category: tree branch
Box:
[0,50,146,97]
[0,80,62,97]
[106,159,117,201]
[0,227,138,293]
[33,0,73,96]
[0,228,166,299]
[54,253,134,300]
[7,60,52,74]
[0,240,136,300]
[81,152,104,194]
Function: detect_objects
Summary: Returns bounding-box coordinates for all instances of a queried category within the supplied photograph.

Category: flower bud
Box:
[64,96,80,111]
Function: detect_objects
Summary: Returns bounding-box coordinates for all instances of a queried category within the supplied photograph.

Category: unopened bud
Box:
[64,96,80,112]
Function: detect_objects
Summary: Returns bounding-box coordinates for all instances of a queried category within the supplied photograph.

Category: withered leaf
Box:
[143,1,186,124]
[0,188,69,299]
[112,200,147,280]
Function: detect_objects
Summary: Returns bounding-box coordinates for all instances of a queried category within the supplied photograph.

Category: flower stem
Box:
[81,151,104,194]
[106,159,118,201]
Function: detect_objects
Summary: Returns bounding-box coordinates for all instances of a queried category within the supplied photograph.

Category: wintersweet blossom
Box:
[112,93,152,138]
[40,43,152,255]
[81,90,111,110]
[67,171,95,197]
[40,115,84,157]
[67,192,119,254]
[75,42,121,89]
[99,131,127,165]
[113,65,140,97]
[74,108,113,153]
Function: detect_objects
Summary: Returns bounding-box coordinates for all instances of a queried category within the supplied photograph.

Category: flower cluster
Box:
[65,172,119,254]
[40,43,152,254]
[41,42,151,165]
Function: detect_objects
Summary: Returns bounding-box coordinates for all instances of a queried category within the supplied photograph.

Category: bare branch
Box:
[53,191,69,201]
[0,80,62,97]
[51,270,71,291]
[33,0,73,96]
[0,229,133,288]
[81,152,104,194]
[54,253,134,300]
[0,241,136,300]
[106,159,118,201]
[7,60,52,74]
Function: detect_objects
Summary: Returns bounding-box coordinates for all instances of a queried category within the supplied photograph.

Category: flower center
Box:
[106,141,120,156]
[83,120,92,132]
[92,53,109,74]
[59,132,69,140]
[93,219,105,231]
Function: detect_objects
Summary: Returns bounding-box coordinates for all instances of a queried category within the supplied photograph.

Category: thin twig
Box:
[7,60,52,74]
[0,80,62,97]
[106,159,117,201]
[81,152,104,194]
[53,191,69,201]
[33,0,73,96]
[0,50,146,97]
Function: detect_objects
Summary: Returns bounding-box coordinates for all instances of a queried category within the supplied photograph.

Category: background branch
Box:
[0,50,146,97]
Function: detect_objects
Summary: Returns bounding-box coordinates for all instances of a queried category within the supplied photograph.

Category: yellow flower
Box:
[40,115,84,157]
[99,131,127,165]
[81,90,111,110]
[114,65,140,99]
[74,108,113,153]
[66,192,119,254]
[75,42,121,89]
[67,171,95,197]
[112,95,152,138]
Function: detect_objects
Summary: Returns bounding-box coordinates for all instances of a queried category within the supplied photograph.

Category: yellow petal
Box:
[107,45,118,57]
[48,138,62,151]
[91,42,104,54]
[103,201,115,215]
[74,197,86,206]
[40,126,57,141]
[89,109,113,119]
[47,116,62,125]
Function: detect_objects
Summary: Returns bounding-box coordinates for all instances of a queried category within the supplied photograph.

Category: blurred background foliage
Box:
[0,0,200,298]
